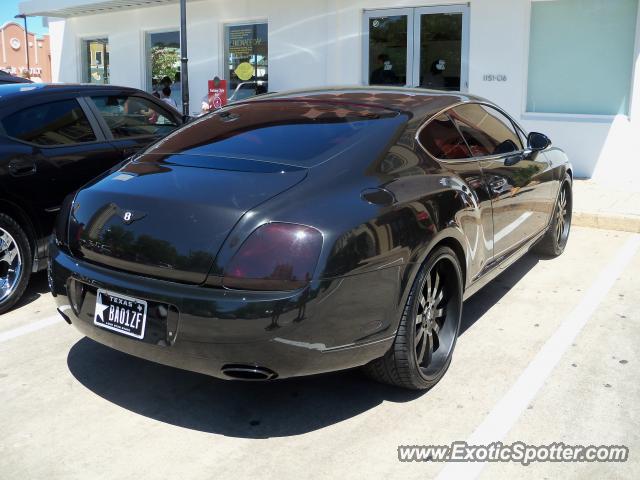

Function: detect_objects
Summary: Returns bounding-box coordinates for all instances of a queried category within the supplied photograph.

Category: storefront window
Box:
[225,23,268,102]
[527,0,638,115]
[83,39,109,84]
[146,31,181,109]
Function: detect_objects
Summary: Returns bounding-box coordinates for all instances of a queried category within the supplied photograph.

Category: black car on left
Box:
[0,83,184,313]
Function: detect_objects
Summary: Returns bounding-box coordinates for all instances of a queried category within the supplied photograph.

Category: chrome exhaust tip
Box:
[221,364,277,381]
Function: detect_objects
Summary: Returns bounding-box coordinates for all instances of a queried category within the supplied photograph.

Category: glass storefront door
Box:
[365,10,413,86]
[364,5,469,91]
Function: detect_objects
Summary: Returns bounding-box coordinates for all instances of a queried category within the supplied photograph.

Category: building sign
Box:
[208,78,228,110]
[482,74,508,82]
[1,66,43,76]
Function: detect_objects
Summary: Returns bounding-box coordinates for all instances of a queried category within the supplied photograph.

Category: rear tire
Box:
[533,174,572,257]
[364,246,463,390]
[0,213,32,315]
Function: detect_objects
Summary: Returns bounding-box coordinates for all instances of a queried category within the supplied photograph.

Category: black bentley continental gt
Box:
[49,88,573,390]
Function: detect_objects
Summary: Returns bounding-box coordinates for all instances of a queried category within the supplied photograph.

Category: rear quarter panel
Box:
[214,121,486,347]
[543,146,572,220]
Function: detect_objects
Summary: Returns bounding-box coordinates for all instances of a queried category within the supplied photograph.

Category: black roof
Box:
[0,83,142,100]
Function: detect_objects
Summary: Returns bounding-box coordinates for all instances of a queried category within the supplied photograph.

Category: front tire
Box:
[364,246,463,390]
[533,175,572,257]
[0,213,32,314]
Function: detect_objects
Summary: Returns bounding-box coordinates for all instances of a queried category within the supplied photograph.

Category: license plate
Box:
[94,289,147,340]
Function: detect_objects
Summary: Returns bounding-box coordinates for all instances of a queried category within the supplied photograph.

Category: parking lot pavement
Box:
[0,226,638,480]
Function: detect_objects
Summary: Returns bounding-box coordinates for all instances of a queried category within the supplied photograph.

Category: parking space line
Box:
[436,234,640,480]
[0,315,62,344]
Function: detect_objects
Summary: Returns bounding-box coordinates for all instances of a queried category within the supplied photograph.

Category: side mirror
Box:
[182,114,192,124]
[527,132,551,151]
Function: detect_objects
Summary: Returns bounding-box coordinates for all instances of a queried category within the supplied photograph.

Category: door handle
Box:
[8,159,37,176]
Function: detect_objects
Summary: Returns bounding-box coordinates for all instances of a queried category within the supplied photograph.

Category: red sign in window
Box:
[208,79,228,110]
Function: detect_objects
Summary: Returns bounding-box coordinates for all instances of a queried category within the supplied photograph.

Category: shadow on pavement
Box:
[459,252,541,335]
[68,338,422,438]
[66,252,541,438]
[12,271,50,312]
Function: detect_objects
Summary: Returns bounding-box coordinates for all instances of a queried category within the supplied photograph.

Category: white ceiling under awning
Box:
[19,0,192,18]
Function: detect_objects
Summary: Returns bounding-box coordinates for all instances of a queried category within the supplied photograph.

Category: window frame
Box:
[413,5,470,91]
[0,96,105,148]
[222,19,269,99]
[521,0,640,122]
[416,101,529,163]
[143,28,180,94]
[362,8,415,88]
[85,93,182,141]
[80,36,110,85]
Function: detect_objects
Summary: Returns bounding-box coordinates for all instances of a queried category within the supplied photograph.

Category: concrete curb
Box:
[573,212,640,233]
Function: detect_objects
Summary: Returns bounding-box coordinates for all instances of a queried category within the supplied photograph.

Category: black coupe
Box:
[50,88,572,390]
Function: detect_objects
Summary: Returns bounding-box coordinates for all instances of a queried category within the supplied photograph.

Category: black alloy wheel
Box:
[365,246,463,390]
[555,183,571,248]
[534,174,572,257]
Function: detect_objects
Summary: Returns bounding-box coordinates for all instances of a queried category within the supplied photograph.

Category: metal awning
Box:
[19,0,186,18]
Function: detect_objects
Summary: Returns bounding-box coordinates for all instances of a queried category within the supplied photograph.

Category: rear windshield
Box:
[149,101,407,167]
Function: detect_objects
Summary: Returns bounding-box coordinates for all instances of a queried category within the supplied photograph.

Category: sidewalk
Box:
[572,179,640,233]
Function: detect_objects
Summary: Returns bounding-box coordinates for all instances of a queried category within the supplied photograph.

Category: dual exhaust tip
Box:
[221,364,278,381]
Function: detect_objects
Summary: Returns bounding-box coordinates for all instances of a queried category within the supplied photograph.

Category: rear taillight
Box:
[223,223,323,291]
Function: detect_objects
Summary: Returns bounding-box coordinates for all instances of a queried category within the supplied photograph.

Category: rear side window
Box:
[418,113,471,160]
[91,95,179,139]
[1,99,97,146]
[450,104,522,157]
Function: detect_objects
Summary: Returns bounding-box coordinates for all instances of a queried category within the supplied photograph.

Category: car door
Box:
[86,93,182,160]
[449,103,553,259]
[416,112,494,282]
[0,96,121,217]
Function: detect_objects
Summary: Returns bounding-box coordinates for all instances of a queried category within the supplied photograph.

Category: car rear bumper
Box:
[49,244,397,380]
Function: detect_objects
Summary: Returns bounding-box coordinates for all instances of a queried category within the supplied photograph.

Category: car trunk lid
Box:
[68,155,307,284]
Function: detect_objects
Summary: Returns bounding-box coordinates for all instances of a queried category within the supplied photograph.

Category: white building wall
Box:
[47,0,640,180]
